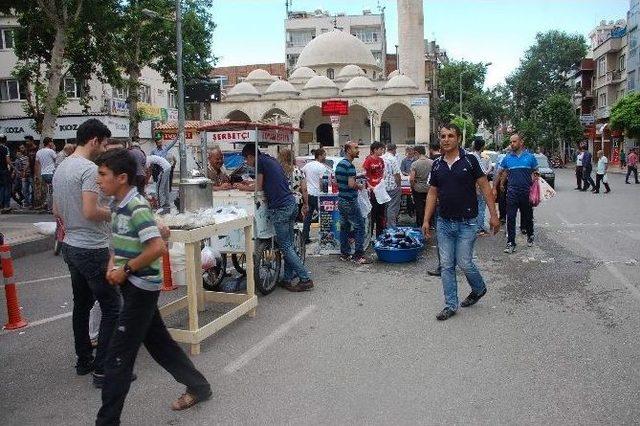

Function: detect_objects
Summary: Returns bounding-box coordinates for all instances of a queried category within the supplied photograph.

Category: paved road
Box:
[1,168,639,425]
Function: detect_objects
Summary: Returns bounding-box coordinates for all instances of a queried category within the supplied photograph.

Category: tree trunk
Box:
[40,24,67,140]
[127,67,140,141]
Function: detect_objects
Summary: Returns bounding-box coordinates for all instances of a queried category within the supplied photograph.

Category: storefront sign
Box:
[111,99,129,116]
[258,129,293,144]
[321,100,349,116]
[138,102,163,121]
[579,114,595,125]
[162,132,194,141]
[410,97,429,106]
[208,130,256,143]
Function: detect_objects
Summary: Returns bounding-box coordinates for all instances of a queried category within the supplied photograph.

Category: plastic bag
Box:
[200,245,221,270]
[357,188,372,217]
[529,179,541,207]
[33,222,57,235]
[538,177,556,201]
[373,181,391,204]
[602,173,609,184]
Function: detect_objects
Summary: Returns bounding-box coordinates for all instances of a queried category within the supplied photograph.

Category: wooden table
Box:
[159,216,256,355]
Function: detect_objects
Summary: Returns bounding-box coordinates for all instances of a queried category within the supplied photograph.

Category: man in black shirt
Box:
[0,134,12,212]
[423,123,500,321]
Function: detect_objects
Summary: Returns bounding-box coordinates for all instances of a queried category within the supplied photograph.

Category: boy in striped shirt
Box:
[94,149,210,425]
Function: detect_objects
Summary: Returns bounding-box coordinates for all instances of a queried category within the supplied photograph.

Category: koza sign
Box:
[59,123,79,132]
[3,126,25,134]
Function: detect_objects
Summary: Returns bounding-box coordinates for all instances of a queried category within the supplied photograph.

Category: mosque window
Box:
[327,68,335,79]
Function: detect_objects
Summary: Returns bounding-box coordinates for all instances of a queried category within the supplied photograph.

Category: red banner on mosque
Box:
[321,100,349,116]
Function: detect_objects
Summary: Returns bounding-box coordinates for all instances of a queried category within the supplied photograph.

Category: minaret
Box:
[397,0,425,90]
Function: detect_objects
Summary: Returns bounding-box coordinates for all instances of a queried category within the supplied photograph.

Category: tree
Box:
[450,115,476,145]
[610,92,640,139]
[538,93,583,155]
[437,60,489,126]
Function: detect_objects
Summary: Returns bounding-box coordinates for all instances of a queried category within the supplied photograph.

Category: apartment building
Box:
[627,0,639,92]
[285,9,386,76]
[0,14,176,146]
[571,59,596,116]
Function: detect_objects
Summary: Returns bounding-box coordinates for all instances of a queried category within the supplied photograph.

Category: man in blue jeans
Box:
[497,132,538,253]
[423,123,500,321]
[335,141,371,265]
[241,143,313,292]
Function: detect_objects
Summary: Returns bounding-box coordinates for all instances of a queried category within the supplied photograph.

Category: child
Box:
[94,148,211,425]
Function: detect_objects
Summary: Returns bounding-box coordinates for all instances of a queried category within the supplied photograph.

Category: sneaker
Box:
[298,279,314,290]
[93,372,137,389]
[352,255,372,265]
[339,254,352,262]
[527,236,534,247]
[504,243,516,254]
[281,282,307,292]
[75,359,95,376]
[436,307,456,321]
[460,289,487,307]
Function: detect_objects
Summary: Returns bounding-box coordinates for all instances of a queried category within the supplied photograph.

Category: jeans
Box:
[338,197,366,257]
[0,170,10,208]
[41,173,53,210]
[62,244,121,373]
[412,190,427,228]
[302,195,319,243]
[268,202,310,282]
[385,187,402,229]
[21,177,33,206]
[582,167,595,190]
[437,217,486,311]
[477,192,487,231]
[506,191,533,245]
[96,282,211,426]
[157,169,170,209]
[626,166,639,183]
[594,173,610,193]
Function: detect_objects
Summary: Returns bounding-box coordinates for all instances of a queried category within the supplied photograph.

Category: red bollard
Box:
[1,245,28,330]
[161,244,177,291]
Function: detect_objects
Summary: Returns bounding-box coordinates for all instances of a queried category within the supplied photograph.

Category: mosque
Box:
[210,0,430,153]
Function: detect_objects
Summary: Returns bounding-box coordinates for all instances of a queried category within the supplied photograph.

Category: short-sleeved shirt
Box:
[500,150,538,195]
[576,152,584,167]
[401,156,415,174]
[256,153,295,210]
[286,167,305,205]
[382,153,401,191]
[36,147,56,175]
[111,188,162,291]
[596,156,608,174]
[335,158,357,200]
[429,149,485,220]
[302,160,329,197]
[363,155,385,187]
[129,148,147,176]
[410,157,433,193]
[628,152,638,167]
[52,156,110,249]
[14,154,29,177]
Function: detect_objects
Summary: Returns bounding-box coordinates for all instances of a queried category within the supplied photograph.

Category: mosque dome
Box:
[264,79,300,98]
[245,69,276,85]
[302,75,339,98]
[382,74,418,94]
[296,29,380,70]
[341,76,377,96]
[227,81,260,99]
[288,67,317,85]
[335,64,366,82]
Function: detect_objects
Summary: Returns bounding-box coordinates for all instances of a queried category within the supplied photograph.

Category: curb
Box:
[8,235,55,260]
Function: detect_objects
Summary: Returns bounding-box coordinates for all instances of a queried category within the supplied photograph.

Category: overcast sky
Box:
[211,0,629,87]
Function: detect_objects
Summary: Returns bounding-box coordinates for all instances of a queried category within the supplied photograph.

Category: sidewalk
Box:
[0,213,55,259]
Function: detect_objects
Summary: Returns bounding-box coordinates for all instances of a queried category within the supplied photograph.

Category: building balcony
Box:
[594,36,623,56]
[605,70,624,84]
[594,106,612,120]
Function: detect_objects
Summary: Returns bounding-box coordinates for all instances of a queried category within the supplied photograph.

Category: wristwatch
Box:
[123,262,134,276]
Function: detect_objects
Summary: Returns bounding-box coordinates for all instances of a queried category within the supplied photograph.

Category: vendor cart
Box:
[197,121,306,295]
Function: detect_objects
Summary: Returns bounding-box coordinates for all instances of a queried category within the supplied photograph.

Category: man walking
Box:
[471,138,491,234]
[0,134,11,212]
[35,137,57,211]
[241,143,313,292]
[581,147,595,191]
[409,145,432,228]
[335,141,370,265]
[575,144,584,190]
[498,133,538,253]
[52,118,121,386]
[423,123,499,321]
[382,143,402,228]
[593,150,611,194]
[625,148,639,184]
[301,148,329,244]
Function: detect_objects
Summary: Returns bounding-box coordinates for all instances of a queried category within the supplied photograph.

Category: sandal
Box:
[171,392,200,411]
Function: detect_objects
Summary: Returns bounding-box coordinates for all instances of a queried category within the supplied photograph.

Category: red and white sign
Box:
[322,99,349,116]
[258,129,293,144]
[208,130,256,143]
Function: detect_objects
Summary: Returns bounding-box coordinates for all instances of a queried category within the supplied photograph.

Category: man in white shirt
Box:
[35,137,57,211]
[301,148,330,243]
[575,146,584,190]
[382,143,402,228]
[146,154,172,213]
[471,138,491,234]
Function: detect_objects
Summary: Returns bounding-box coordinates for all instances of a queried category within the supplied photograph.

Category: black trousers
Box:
[575,165,583,189]
[412,190,427,228]
[626,166,639,183]
[96,282,211,425]
[582,167,595,190]
[62,244,121,373]
[506,192,533,245]
[370,191,386,237]
[594,174,610,193]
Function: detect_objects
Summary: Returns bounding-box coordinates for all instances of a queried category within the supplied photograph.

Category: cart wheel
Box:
[53,239,62,256]
[255,239,281,295]
[231,253,246,275]
[202,254,227,291]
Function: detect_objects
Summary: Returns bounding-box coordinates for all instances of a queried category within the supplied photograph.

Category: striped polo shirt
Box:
[111,188,162,291]
[335,158,357,200]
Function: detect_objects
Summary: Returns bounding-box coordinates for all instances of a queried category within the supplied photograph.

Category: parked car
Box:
[535,154,555,188]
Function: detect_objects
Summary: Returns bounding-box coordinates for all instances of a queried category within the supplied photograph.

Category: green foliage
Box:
[611,92,640,139]
[538,93,583,150]
[450,115,476,144]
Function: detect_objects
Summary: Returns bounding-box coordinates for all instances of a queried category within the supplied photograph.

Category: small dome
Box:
[245,69,276,84]
[289,67,317,84]
[388,70,400,78]
[264,79,300,96]
[342,76,377,91]
[336,64,365,81]
[227,82,260,98]
[303,75,338,90]
[382,74,418,92]
[296,29,379,70]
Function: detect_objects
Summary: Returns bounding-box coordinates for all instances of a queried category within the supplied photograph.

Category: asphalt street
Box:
[1,168,639,425]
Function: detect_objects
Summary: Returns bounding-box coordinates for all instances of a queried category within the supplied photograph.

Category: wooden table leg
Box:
[244,224,256,318]
[184,242,200,333]
[190,343,201,356]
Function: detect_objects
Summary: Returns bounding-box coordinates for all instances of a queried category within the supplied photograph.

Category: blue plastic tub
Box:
[375,245,423,263]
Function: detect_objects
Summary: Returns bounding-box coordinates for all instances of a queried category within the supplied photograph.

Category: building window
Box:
[1,28,15,49]
[620,54,626,71]
[326,68,334,79]
[0,79,25,101]
[287,30,314,47]
[286,54,298,68]
[352,27,380,44]
[598,92,607,107]
[113,86,129,100]
[629,70,636,91]
[168,92,177,108]
[138,84,151,104]
[62,77,82,98]
[597,58,606,78]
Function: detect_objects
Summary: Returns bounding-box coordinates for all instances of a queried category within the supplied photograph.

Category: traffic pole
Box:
[1,245,28,330]
[161,244,178,291]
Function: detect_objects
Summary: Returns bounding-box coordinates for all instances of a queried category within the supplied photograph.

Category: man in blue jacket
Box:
[580,145,596,191]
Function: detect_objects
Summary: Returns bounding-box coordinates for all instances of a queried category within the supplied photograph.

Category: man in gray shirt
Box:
[53,119,121,386]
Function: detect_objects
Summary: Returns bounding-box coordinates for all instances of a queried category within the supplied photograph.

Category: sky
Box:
[211,0,629,87]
